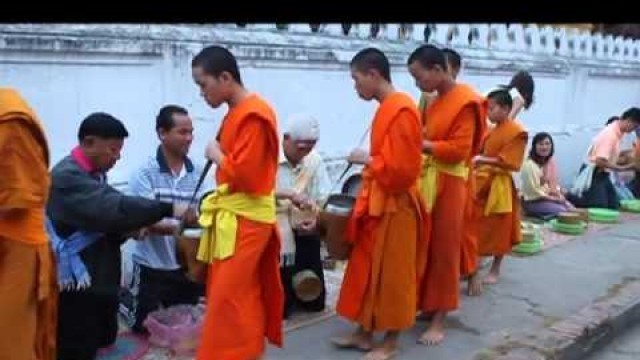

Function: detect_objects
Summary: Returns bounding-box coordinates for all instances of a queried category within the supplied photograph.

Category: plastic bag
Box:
[143,304,206,356]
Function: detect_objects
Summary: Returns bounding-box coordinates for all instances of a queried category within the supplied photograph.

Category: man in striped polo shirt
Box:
[121,105,210,334]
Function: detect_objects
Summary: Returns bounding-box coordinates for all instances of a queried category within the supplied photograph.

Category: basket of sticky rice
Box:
[550,211,587,235]
[513,222,544,255]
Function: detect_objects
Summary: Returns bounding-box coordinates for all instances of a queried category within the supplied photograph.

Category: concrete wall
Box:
[1,24,639,187]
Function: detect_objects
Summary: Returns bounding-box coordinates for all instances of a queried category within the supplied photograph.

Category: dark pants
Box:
[57,291,119,360]
[567,168,620,209]
[630,172,640,198]
[122,263,205,334]
[280,232,326,318]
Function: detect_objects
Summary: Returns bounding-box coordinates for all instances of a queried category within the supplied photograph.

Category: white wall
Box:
[1,24,639,187]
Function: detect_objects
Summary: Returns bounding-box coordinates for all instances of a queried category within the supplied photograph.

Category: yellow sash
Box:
[197,184,276,263]
[418,154,469,211]
[477,166,513,215]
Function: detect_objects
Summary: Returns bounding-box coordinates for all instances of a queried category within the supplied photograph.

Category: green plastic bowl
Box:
[588,208,620,223]
[550,219,587,235]
[621,199,640,213]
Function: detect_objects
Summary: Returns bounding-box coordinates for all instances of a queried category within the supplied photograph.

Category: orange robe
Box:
[196,94,284,360]
[336,92,427,331]
[421,91,488,279]
[475,120,528,256]
[0,88,57,360]
[419,84,485,313]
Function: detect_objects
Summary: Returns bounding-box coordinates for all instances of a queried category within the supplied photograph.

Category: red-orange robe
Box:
[419,84,485,313]
[460,98,488,278]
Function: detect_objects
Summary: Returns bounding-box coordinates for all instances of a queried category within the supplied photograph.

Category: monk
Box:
[191,45,284,360]
[331,48,426,360]
[417,47,461,114]
[0,88,56,360]
[408,45,485,345]
[415,48,486,297]
[473,89,528,285]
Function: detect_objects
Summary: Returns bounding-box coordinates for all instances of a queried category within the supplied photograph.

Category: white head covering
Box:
[284,113,320,141]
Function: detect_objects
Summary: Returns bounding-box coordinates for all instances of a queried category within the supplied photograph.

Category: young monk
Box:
[332,47,426,360]
[472,89,528,285]
[417,47,462,114]
[415,48,485,296]
[0,88,57,360]
[191,45,284,360]
[408,44,485,345]
[414,49,485,297]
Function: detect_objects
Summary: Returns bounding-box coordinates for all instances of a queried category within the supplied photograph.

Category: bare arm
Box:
[595,157,634,172]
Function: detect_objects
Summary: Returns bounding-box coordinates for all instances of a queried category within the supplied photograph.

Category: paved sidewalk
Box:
[265,215,640,360]
[135,213,640,360]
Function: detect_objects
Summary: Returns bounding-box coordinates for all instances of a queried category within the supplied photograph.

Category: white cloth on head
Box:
[284,113,320,141]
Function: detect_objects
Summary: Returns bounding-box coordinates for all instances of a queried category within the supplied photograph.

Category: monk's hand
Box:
[348,148,370,165]
[422,140,434,154]
[205,138,224,165]
[183,208,199,227]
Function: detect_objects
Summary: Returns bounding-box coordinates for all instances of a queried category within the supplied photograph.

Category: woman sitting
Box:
[567,109,640,209]
[520,132,575,218]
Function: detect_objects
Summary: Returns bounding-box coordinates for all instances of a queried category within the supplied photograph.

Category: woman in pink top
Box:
[567,108,640,209]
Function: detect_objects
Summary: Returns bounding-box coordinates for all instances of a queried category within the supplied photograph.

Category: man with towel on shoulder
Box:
[275,113,331,318]
[47,112,194,360]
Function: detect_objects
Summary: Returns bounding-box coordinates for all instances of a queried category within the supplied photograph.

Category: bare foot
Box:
[466,273,484,296]
[483,256,503,285]
[362,347,398,360]
[483,273,500,285]
[331,331,373,352]
[417,327,445,346]
[417,312,446,346]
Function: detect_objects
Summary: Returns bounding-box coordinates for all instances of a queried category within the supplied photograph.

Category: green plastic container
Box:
[514,223,544,255]
[588,208,620,223]
[550,219,587,235]
[513,239,544,255]
[621,199,640,213]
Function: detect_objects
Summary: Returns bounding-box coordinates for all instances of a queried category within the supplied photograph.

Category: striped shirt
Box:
[129,146,212,270]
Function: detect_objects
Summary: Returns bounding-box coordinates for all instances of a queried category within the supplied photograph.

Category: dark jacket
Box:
[47,156,173,296]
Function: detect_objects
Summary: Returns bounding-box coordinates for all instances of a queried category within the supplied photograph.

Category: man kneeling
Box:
[276,114,331,318]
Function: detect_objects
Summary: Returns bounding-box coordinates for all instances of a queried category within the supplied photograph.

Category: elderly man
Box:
[47,113,192,360]
[275,113,331,318]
